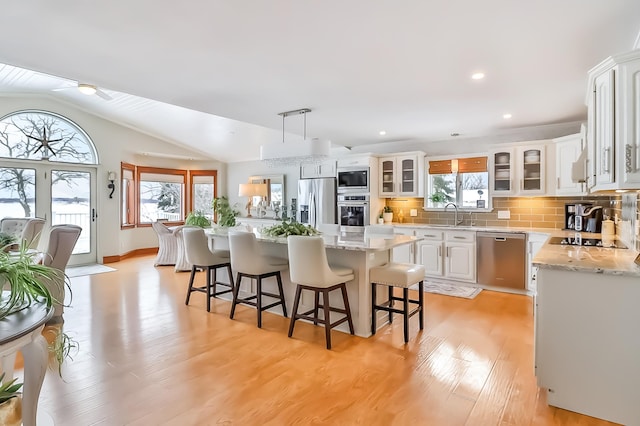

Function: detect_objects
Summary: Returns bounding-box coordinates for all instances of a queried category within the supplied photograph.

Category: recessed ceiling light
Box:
[379,130,386,136]
[471,72,485,80]
[450,132,460,137]
[503,113,512,119]
[77,83,97,95]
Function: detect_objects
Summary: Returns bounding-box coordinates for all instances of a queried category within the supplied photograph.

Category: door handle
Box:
[92,208,97,222]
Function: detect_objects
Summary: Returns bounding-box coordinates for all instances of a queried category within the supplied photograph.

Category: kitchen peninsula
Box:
[206,228,421,337]
[533,240,640,425]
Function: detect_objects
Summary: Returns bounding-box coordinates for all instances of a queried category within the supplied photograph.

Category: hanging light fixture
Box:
[260,108,331,166]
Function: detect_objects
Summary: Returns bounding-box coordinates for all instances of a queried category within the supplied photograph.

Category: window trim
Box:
[120,162,136,229]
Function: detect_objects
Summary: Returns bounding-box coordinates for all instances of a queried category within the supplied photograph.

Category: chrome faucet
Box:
[444,202,463,226]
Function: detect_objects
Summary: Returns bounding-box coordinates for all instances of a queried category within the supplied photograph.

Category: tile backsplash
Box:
[384,195,622,230]
[619,193,639,251]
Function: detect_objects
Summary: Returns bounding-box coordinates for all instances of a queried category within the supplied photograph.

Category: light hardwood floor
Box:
[25,255,617,425]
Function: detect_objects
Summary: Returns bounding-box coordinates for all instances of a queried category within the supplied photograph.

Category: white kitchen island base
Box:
[535,268,640,425]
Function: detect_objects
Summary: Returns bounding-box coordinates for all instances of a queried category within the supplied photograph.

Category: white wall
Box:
[0,95,226,260]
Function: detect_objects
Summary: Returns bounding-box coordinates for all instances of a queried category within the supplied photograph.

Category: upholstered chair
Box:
[183,227,233,312]
[287,235,355,349]
[151,221,178,266]
[40,224,82,319]
[228,232,288,328]
[0,217,45,249]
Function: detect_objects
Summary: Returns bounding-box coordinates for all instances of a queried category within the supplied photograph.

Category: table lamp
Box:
[238,183,268,217]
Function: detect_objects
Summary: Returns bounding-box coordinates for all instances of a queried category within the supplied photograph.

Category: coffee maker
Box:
[565,203,603,232]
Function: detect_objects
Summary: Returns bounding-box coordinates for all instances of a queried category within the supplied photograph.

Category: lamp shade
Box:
[260,138,331,162]
[239,183,268,197]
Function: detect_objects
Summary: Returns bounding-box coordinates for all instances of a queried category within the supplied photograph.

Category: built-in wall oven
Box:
[337,167,369,193]
[337,194,369,233]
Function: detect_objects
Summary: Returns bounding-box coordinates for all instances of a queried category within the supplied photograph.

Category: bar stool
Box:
[287,236,355,349]
[370,262,425,343]
[183,227,233,312]
[228,232,288,328]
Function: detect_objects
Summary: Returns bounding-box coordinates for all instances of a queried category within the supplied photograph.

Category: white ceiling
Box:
[0,1,638,163]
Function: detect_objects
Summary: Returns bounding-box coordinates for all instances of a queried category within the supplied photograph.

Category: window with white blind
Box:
[426,156,490,210]
[189,170,217,219]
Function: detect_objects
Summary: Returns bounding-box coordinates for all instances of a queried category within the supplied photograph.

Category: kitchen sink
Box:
[547,236,627,249]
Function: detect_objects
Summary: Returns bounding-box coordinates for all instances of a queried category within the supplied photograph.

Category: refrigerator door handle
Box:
[309,192,316,228]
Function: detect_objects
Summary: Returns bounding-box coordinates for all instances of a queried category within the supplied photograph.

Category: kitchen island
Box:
[206,228,421,337]
[532,238,640,425]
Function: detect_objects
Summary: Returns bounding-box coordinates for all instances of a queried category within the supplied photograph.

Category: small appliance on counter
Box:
[564,203,603,233]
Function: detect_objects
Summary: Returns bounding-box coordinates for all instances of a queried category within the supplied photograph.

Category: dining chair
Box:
[151,221,178,266]
[287,235,354,349]
[183,227,233,312]
[228,232,288,328]
[40,224,82,319]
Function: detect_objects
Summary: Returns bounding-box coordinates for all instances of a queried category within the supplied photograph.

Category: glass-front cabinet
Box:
[378,153,423,197]
[490,144,546,196]
[492,149,514,194]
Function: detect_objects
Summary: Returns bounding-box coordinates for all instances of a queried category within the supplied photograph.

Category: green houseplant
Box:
[0,232,17,253]
[185,210,212,228]
[212,196,240,227]
[429,192,447,206]
[0,373,22,426]
[0,246,78,377]
[382,206,393,223]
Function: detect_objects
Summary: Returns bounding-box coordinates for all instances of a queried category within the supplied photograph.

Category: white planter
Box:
[383,212,393,223]
[377,218,384,224]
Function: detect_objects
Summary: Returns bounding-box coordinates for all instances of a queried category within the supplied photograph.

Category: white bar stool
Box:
[370,262,425,343]
[228,232,288,328]
[287,236,355,349]
[183,227,233,312]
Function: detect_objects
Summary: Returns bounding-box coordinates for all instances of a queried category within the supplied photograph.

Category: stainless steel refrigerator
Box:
[297,178,336,228]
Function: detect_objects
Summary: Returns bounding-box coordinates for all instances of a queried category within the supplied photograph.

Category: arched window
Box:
[0,110,97,163]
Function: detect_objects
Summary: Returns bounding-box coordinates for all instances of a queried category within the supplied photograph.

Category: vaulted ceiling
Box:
[0,1,638,162]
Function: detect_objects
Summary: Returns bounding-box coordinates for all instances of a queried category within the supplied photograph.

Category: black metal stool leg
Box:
[388,285,393,324]
[230,273,242,319]
[256,277,263,328]
[314,291,320,325]
[276,272,288,317]
[205,266,212,312]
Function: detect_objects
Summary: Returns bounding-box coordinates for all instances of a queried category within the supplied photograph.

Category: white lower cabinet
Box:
[417,229,476,283]
[527,232,549,294]
[392,227,416,263]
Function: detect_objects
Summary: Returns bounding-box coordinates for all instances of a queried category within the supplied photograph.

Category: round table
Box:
[0,299,53,426]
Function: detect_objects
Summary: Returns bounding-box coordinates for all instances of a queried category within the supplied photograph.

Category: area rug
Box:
[65,264,117,278]
[420,281,482,299]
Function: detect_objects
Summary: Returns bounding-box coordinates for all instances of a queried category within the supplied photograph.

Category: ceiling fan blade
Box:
[95,89,112,101]
[52,87,73,92]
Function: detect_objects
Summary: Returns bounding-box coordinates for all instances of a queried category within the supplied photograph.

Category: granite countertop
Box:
[389,222,552,234]
[206,228,421,252]
[532,236,640,277]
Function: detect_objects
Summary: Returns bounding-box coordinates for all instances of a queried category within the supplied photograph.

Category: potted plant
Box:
[212,196,240,228]
[0,373,22,426]
[429,192,447,207]
[0,232,17,253]
[0,246,78,370]
[382,206,394,224]
[184,210,212,228]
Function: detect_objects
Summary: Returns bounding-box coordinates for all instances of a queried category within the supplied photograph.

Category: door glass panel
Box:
[51,170,91,254]
[494,152,511,191]
[401,159,414,193]
[0,167,36,219]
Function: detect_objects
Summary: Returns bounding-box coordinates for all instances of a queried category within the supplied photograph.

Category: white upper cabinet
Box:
[586,50,640,191]
[490,143,547,196]
[378,152,424,197]
[553,133,586,196]
[300,161,336,179]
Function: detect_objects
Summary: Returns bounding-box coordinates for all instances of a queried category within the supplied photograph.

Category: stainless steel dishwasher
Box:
[476,232,526,289]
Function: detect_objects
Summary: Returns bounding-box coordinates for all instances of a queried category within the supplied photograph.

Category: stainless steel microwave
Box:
[337,167,369,193]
